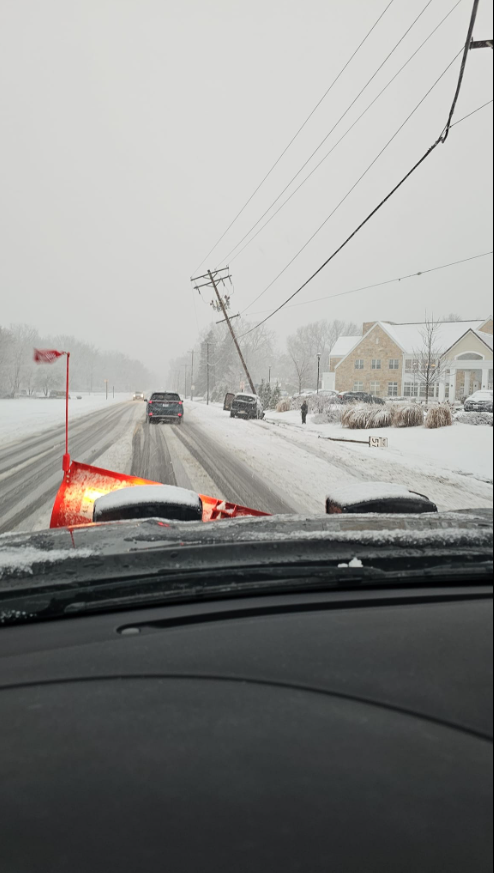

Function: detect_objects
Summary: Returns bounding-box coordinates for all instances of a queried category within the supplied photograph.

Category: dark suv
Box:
[147,392,184,424]
[230,393,264,420]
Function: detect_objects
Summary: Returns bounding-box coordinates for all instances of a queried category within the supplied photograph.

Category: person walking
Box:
[301,400,308,425]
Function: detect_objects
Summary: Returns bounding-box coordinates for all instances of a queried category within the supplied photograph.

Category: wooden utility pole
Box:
[208,270,256,395]
[206,342,211,405]
[191,267,257,396]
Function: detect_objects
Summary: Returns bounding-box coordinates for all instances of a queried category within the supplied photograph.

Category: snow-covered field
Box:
[0,393,133,446]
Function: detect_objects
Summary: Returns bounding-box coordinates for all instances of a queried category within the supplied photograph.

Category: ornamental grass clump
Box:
[425,405,453,429]
[393,405,424,428]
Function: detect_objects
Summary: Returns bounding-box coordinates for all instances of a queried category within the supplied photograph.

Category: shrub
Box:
[276,399,292,413]
[311,405,343,425]
[393,405,424,428]
[425,405,453,429]
[454,412,493,427]
[342,404,372,429]
[367,405,394,428]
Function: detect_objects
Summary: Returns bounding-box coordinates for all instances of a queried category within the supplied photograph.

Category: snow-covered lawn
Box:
[0,393,133,447]
[264,409,493,484]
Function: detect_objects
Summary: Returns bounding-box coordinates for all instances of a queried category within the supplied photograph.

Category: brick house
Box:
[322,319,493,400]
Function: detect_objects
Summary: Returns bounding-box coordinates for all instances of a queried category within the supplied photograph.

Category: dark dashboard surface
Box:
[1,586,492,873]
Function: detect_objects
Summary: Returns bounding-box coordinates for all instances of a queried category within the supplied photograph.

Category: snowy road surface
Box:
[0,399,492,534]
[0,402,142,534]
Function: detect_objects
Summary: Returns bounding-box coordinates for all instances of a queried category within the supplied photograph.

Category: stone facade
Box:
[334,324,403,397]
[329,356,344,373]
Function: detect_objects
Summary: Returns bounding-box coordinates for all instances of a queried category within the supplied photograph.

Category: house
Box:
[322,319,493,400]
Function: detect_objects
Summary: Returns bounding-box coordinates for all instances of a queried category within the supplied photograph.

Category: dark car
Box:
[146,392,184,424]
[230,393,264,420]
[223,392,235,411]
[464,390,493,413]
[339,391,385,405]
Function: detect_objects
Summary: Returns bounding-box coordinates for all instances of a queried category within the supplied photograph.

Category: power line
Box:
[238,0,484,339]
[217,0,438,268]
[191,0,397,274]
[451,98,493,127]
[441,0,481,141]
[234,0,464,282]
[247,251,493,316]
[241,47,463,317]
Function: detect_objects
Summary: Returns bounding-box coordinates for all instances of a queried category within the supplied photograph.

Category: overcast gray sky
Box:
[0,0,492,375]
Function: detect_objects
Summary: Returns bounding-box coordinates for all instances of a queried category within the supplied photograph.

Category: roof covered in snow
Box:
[330,336,362,357]
[381,321,491,355]
[473,330,493,351]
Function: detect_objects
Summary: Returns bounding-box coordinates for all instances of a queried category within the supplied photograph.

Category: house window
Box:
[404,383,419,397]
[353,382,364,392]
[388,382,399,397]
[354,359,364,370]
[389,359,400,370]
[370,382,381,395]
[371,359,381,370]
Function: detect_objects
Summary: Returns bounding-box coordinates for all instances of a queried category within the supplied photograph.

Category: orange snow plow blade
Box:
[50,461,269,528]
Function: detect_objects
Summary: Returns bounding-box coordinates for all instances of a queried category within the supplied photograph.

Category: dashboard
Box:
[0,583,492,873]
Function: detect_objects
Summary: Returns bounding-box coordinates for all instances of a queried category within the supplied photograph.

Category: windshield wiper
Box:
[1,560,492,626]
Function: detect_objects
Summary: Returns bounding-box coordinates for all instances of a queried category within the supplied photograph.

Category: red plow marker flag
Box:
[34,348,71,475]
[33,349,65,363]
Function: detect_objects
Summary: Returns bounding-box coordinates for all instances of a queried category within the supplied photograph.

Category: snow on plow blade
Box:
[50,461,269,528]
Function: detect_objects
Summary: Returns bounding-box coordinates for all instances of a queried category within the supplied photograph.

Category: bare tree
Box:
[412,315,449,404]
[4,324,37,397]
[442,313,463,323]
[287,332,313,394]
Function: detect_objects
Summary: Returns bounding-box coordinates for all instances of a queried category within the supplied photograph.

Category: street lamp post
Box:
[188,350,194,401]
[316,354,322,395]
[104,379,108,401]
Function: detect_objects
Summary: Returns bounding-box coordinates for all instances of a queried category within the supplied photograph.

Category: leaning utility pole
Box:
[191,267,257,396]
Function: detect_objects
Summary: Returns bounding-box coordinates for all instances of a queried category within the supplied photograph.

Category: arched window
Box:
[455,352,484,361]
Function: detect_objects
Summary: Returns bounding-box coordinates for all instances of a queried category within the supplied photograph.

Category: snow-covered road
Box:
[0,402,143,533]
[0,398,492,534]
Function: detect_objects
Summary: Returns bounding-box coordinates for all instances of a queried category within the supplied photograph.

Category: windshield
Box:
[0,0,492,616]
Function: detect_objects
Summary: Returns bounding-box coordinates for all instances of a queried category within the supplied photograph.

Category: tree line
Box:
[0,323,155,398]
[167,317,360,402]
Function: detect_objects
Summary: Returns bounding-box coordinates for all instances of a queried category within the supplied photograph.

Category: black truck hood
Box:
[0,510,492,589]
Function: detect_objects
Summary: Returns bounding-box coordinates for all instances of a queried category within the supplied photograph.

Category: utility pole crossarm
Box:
[470,39,493,49]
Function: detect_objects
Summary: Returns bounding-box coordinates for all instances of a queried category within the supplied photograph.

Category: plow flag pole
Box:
[34,348,71,478]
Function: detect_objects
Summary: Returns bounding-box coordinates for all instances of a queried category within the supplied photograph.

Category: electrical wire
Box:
[451,98,493,128]
[441,0,480,141]
[234,0,464,285]
[237,0,483,340]
[216,0,438,268]
[247,251,493,316]
[240,47,463,318]
[191,0,397,274]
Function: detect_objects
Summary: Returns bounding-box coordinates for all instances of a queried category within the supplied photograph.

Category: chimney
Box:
[363,322,377,335]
